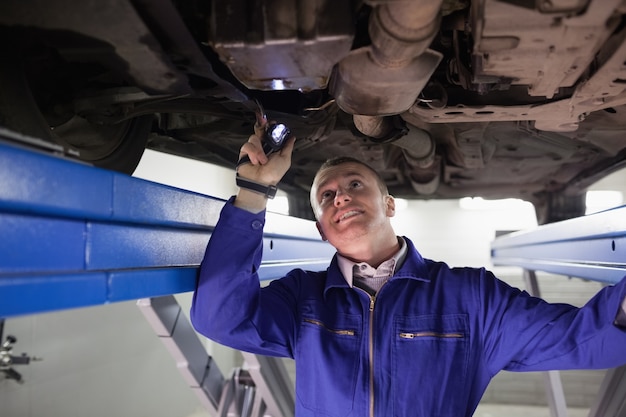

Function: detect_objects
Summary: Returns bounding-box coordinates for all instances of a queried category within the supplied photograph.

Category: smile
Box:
[337,210,361,223]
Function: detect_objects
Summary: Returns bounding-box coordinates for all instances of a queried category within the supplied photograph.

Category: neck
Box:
[338,232,399,268]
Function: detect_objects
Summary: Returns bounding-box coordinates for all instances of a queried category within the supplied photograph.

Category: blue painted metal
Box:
[491,205,626,284]
[0,137,334,318]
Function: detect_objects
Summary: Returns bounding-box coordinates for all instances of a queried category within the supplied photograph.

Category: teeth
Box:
[339,211,359,221]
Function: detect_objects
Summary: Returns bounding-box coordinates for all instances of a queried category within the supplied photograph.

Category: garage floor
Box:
[474,404,589,417]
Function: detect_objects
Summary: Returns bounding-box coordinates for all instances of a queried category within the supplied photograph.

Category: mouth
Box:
[335,210,362,223]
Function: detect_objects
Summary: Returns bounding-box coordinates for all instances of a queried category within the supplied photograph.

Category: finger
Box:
[247,131,262,144]
[239,142,256,163]
[242,133,263,156]
[239,142,267,165]
[240,151,266,167]
[254,114,267,135]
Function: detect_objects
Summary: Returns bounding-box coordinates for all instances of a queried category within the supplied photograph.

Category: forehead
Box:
[313,162,375,191]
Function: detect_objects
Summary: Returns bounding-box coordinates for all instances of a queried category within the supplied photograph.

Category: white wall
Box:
[133,149,238,200]
[391,198,536,268]
[0,301,211,417]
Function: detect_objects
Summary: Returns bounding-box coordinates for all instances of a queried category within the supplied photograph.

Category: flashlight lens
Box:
[270,124,288,144]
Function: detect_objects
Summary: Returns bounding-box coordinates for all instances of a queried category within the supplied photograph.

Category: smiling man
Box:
[191,122,626,417]
[310,158,399,268]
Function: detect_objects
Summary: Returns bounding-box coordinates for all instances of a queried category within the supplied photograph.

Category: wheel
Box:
[533,192,586,225]
[0,48,153,175]
[51,114,153,174]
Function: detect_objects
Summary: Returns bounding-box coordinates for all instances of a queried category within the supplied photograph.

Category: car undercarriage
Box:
[1,0,625,222]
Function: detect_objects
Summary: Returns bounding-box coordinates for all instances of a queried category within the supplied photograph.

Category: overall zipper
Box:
[368,294,375,417]
[399,331,464,339]
[302,318,356,336]
[355,286,381,417]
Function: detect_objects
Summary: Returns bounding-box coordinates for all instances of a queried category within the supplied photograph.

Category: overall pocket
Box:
[296,313,362,417]
[392,314,469,417]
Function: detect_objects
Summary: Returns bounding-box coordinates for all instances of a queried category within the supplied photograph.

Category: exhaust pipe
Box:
[330,0,444,116]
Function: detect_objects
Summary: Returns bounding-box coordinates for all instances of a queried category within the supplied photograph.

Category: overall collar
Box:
[324,237,431,298]
[336,236,407,287]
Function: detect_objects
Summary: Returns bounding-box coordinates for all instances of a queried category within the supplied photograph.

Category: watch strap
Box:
[236,173,277,199]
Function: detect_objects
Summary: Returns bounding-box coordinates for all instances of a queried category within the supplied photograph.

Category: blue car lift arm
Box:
[491,205,626,284]
[0,130,335,417]
[0,132,334,318]
[491,207,626,417]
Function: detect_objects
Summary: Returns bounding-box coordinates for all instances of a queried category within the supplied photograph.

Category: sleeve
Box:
[616,296,626,327]
[190,197,299,358]
[480,271,626,374]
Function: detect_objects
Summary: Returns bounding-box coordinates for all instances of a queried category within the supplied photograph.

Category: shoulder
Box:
[423,259,518,296]
[266,268,329,295]
[424,258,487,281]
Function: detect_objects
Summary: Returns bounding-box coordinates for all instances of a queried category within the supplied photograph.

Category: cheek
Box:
[316,210,332,227]
[311,201,326,219]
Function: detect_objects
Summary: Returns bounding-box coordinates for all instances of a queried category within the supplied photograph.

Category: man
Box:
[191,122,626,417]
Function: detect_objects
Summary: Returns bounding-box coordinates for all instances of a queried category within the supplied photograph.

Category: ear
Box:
[385,195,396,217]
[315,221,328,241]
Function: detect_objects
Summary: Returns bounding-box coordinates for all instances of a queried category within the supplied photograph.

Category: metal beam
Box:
[0,131,335,317]
[138,295,295,417]
[491,205,626,284]
[523,270,569,417]
[587,364,626,417]
[239,352,295,417]
[137,296,225,415]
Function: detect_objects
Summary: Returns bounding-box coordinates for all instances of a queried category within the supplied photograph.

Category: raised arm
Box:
[190,120,298,357]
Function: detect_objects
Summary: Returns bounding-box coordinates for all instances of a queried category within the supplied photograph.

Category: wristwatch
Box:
[236,173,277,199]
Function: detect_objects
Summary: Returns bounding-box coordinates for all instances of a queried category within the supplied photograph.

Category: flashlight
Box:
[262,122,291,155]
[237,101,292,168]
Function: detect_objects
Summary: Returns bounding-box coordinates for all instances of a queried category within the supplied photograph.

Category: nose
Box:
[333,188,351,206]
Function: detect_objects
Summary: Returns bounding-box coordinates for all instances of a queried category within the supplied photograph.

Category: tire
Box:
[51,114,154,175]
[0,54,153,175]
[533,192,586,225]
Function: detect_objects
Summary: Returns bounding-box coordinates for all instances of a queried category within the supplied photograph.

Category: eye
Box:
[320,190,334,202]
[349,180,362,189]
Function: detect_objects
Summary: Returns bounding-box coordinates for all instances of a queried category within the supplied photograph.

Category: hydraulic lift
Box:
[1,126,626,416]
[0,128,334,417]
[491,210,626,417]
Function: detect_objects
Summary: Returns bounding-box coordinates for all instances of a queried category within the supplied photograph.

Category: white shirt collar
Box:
[336,237,407,287]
